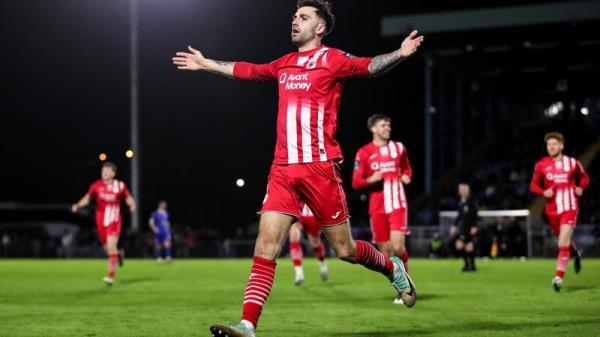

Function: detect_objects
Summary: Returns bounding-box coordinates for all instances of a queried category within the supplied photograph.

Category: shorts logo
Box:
[331,210,342,219]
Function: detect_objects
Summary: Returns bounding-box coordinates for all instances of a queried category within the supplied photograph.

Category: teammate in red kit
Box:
[72,162,136,286]
[288,204,329,286]
[352,114,412,304]
[530,132,590,292]
[173,1,423,335]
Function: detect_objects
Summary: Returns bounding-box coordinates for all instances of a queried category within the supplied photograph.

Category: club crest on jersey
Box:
[546,173,553,180]
[371,162,380,171]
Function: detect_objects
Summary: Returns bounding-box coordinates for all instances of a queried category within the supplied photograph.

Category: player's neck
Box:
[372,138,388,147]
[550,153,563,162]
[297,39,322,53]
[103,178,114,185]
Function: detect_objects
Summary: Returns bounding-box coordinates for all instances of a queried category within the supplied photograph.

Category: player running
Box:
[149,200,173,263]
[352,114,413,304]
[72,162,136,285]
[530,132,590,292]
[289,204,329,286]
[173,1,423,336]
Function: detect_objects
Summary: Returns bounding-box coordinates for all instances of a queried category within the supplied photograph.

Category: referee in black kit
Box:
[450,182,479,271]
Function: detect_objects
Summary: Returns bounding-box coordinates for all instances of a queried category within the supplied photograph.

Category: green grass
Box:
[0,258,599,337]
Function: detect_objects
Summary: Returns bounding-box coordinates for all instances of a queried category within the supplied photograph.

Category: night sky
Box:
[1,1,425,231]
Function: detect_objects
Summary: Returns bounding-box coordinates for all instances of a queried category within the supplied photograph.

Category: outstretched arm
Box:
[172,46,234,78]
[368,30,424,77]
[72,194,91,213]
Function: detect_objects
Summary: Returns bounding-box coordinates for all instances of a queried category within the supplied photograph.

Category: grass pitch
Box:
[0,258,599,337]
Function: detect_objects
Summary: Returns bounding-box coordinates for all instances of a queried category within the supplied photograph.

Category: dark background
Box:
[1,0,599,238]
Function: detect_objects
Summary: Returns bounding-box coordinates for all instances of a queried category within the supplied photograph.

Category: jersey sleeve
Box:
[329,49,372,78]
[86,183,97,198]
[574,160,590,189]
[351,149,369,190]
[529,162,545,195]
[121,183,131,199]
[233,57,281,82]
[400,146,413,179]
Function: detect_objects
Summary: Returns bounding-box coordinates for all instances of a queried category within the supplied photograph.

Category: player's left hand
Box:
[401,175,411,185]
[129,204,137,213]
[470,227,478,236]
[399,30,424,58]
[575,187,583,196]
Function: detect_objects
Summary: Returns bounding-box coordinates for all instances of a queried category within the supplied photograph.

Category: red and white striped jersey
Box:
[87,179,131,227]
[233,46,372,164]
[530,155,590,215]
[352,141,413,215]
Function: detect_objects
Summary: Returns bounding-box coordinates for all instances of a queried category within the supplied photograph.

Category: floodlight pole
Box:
[129,0,140,232]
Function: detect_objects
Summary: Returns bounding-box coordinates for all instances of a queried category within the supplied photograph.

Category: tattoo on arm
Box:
[368,50,405,77]
[208,59,234,79]
[213,60,234,67]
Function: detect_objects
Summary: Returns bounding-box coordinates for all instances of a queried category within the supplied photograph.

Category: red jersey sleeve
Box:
[329,49,372,78]
[574,160,590,189]
[86,182,97,198]
[529,162,545,195]
[400,146,413,179]
[351,149,369,190]
[233,57,280,82]
[121,183,131,199]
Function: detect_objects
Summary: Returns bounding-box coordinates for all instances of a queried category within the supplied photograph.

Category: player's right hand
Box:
[172,46,208,71]
[543,188,553,198]
[450,225,457,237]
[367,171,383,184]
[71,204,78,213]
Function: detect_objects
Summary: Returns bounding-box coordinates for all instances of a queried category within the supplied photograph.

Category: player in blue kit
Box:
[149,201,173,263]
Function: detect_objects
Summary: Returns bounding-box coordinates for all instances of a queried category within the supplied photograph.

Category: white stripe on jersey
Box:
[563,156,570,172]
[388,142,398,159]
[317,103,327,161]
[383,180,393,213]
[300,101,313,163]
[570,158,576,172]
[397,142,404,156]
[392,178,401,209]
[570,187,576,211]
[556,188,564,214]
[286,99,299,164]
[563,187,571,211]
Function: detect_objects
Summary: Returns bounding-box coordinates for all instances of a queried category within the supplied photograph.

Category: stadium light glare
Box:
[125,150,135,159]
[236,178,245,188]
[544,101,563,118]
[99,153,107,161]
[580,107,589,115]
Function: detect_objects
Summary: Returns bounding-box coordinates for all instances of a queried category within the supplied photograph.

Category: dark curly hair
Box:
[297,0,335,36]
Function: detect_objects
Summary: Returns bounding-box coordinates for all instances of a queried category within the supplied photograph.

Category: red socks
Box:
[400,249,410,272]
[556,247,570,278]
[354,240,394,279]
[108,253,119,278]
[289,242,303,267]
[313,243,326,262]
[242,257,277,329]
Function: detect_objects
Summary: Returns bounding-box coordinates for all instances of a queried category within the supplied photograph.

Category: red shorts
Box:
[369,210,409,244]
[298,215,321,237]
[547,210,578,237]
[260,161,349,225]
[95,221,122,245]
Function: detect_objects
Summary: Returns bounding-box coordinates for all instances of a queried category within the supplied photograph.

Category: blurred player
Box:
[72,162,136,285]
[288,204,328,285]
[352,114,412,304]
[450,183,478,272]
[530,132,589,291]
[149,200,172,263]
[173,1,423,335]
